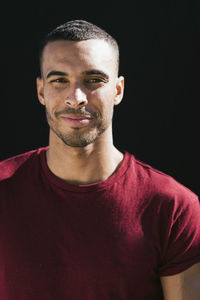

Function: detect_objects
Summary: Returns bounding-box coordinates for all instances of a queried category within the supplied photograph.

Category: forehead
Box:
[42,39,117,76]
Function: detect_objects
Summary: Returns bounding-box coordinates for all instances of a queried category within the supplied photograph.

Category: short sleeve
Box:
[158,189,200,276]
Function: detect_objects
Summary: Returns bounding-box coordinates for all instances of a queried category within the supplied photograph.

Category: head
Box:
[37,20,124,148]
[39,19,120,76]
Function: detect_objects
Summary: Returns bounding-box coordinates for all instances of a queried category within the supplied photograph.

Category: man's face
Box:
[37,39,124,147]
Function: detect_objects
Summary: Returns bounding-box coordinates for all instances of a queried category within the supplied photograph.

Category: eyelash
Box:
[50,78,105,85]
[50,78,68,83]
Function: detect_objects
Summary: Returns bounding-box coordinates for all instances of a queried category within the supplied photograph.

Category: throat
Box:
[46,147,124,186]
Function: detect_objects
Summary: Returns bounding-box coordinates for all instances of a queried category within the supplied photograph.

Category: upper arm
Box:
[160,263,200,300]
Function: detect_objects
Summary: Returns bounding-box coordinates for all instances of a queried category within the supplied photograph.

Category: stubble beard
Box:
[45,108,113,148]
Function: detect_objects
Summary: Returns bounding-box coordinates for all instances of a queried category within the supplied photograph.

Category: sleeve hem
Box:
[158,256,200,277]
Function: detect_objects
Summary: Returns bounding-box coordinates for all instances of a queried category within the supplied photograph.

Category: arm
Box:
[160,263,200,300]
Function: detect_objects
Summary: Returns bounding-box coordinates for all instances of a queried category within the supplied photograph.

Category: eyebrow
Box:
[46,71,68,79]
[46,69,109,80]
[82,69,109,79]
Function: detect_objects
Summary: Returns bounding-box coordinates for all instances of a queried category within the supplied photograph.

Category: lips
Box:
[61,113,92,119]
[60,114,92,126]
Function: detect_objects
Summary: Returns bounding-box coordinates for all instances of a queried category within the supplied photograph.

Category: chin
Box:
[54,128,100,148]
[49,117,110,148]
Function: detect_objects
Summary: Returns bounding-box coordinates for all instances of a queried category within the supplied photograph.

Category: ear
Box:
[114,76,124,106]
[36,77,45,106]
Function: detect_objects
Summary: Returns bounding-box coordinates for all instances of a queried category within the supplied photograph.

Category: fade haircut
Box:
[39,19,120,76]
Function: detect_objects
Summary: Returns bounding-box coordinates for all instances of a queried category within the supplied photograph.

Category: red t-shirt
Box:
[0,147,200,300]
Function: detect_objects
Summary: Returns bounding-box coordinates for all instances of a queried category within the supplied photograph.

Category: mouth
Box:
[60,114,92,126]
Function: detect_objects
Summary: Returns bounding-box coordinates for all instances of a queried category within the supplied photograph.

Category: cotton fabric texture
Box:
[0,148,200,300]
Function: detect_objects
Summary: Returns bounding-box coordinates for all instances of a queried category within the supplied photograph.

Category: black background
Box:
[0,1,199,195]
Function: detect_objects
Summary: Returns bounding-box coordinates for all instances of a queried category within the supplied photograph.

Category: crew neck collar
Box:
[39,148,131,192]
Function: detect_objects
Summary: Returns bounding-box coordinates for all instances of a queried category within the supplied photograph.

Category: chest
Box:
[0,185,162,299]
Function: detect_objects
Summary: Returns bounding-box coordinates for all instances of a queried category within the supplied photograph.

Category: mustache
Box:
[55,108,99,119]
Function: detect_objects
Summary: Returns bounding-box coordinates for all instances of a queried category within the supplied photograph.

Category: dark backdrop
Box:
[0,1,199,195]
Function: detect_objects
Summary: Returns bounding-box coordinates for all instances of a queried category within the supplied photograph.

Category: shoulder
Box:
[0,147,47,182]
[125,152,198,204]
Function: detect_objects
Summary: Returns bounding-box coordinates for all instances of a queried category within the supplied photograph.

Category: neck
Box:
[46,129,124,185]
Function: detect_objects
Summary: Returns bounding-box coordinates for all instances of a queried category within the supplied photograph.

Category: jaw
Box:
[48,120,114,155]
[48,115,113,148]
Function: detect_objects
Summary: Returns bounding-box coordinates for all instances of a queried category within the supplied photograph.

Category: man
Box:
[0,20,200,300]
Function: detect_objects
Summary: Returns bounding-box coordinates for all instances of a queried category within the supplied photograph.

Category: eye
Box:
[50,78,69,84]
[85,77,107,85]
[87,78,102,83]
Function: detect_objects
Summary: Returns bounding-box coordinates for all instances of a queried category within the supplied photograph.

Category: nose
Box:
[64,86,88,108]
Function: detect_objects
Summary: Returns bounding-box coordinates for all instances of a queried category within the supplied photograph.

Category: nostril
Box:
[64,98,88,107]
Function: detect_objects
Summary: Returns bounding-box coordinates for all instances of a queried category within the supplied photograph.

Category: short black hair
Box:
[39,19,119,75]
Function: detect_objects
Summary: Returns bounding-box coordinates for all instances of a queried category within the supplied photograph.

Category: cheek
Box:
[43,86,61,101]
[43,87,65,111]
[91,84,116,104]
[90,90,115,119]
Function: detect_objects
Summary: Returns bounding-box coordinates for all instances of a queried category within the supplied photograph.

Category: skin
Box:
[37,39,124,185]
[161,263,200,300]
[37,38,200,298]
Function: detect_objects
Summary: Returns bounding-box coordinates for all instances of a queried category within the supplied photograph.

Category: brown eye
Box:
[50,78,68,83]
[87,78,102,83]
[85,77,106,85]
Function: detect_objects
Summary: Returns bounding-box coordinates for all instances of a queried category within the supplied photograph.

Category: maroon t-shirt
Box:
[0,147,200,300]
